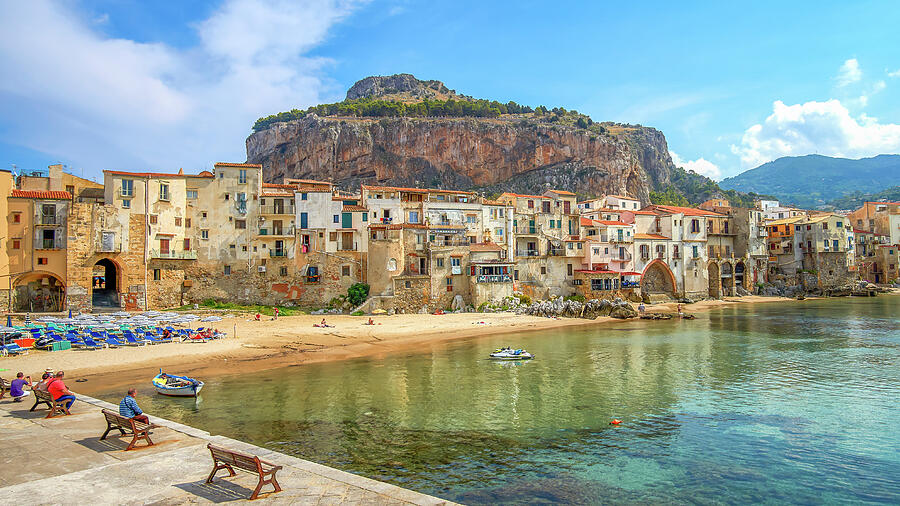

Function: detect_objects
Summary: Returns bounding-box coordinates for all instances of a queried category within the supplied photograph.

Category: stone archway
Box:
[12,272,66,312]
[734,261,746,290]
[641,259,676,298]
[707,262,720,298]
[92,258,122,308]
[721,262,734,297]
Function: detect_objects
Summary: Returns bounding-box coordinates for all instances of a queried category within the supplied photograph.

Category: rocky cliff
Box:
[246,76,677,202]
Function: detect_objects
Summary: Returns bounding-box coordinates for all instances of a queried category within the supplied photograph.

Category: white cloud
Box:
[730,99,900,168]
[669,151,722,180]
[0,0,363,174]
[836,58,862,87]
[888,69,900,78]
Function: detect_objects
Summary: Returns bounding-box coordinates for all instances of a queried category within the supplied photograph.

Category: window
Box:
[405,281,411,289]
[409,211,419,223]
[224,265,231,275]
[514,269,519,280]
[149,215,158,224]
[591,278,603,291]
[239,169,247,183]
[437,258,444,267]
[836,221,843,228]
[235,219,246,229]
[153,269,161,281]
[528,200,534,209]
[451,258,461,267]
[709,246,715,257]
[186,218,191,228]
[342,266,351,277]
[201,230,209,239]
[219,172,225,179]
[466,214,477,224]
[12,213,20,223]
[724,245,730,256]
[496,227,504,236]
[362,212,367,222]
[329,232,338,241]
[301,193,307,200]
[242,245,248,252]
[333,215,339,224]
[567,264,573,276]
[201,212,207,219]
[280,266,288,276]
[446,277,453,287]
[159,183,170,201]
[186,189,198,199]
[541,266,547,275]
[38,257,48,265]
[175,217,182,226]
[691,219,699,233]
[183,238,191,250]
[833,240,839,250]
[12,239,20,249]
[823,222,828,230]
[224,194,230,201]
[121,179,133,197]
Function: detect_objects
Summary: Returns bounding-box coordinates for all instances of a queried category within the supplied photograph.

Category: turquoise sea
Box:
[95,296,900,504]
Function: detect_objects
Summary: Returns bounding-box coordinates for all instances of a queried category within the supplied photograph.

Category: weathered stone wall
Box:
[388,275,431,313]
[803,252,856,289]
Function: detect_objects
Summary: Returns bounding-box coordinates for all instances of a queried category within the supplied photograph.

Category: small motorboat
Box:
[152,370,204,397]
[489,347,535,360]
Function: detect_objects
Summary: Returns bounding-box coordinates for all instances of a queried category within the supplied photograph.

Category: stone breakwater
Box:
[516,297,638,319]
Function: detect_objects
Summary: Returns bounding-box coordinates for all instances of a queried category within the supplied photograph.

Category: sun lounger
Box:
[105,337,126,348]
[124,334,148,346]
[3,343,26,355]
[81,338,104,350]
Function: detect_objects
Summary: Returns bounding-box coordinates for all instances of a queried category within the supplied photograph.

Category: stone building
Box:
[847,201,900,245]
[792,214,856,289]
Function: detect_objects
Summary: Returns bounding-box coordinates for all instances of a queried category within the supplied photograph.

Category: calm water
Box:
[96,297,900,504]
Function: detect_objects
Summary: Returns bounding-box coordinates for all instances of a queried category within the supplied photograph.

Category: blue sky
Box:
[2,0,899,182]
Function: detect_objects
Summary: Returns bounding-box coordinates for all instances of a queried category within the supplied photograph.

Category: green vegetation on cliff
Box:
[827,186,900,209]
[252,97,607,135]
[651,167,770,208]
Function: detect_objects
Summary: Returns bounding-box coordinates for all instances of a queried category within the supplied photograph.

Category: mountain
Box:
[246,74,751,204]
[826,186,900,210]
[719,154,900,208]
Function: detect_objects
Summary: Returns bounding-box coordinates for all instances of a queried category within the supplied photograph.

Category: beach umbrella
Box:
[68,309,73,318]
[6,315,11,327]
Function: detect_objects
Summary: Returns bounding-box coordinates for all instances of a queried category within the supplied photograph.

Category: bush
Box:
[564,294,586,303]
[350,310,365,316]
[514,293,531,305]
[347,283,370,307]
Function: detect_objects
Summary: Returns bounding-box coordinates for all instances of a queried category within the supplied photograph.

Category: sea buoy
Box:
[610,419,622,425]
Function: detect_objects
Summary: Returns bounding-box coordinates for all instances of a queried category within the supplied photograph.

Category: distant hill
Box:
[827,186,900,210]
[719,154,900,208]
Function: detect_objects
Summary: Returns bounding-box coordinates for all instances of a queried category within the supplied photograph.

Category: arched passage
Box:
[92,258,121,308]
[640,259,676,297]
[721,262,734,297]
[708,262,720,298]
[12,272,66,313]
[734,261,746,290]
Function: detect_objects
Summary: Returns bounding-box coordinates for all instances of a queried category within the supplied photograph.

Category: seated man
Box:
[119,388,150,424]
[9,372,32,402]
[34,372,53,392]
[47,371,76,411]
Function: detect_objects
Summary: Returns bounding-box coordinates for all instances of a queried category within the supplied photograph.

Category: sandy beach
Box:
[0,295,795,393]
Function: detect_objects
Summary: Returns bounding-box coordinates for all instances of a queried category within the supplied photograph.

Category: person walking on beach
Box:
[47,371,76,411]
[9,372,32,402]
[119,388,150,424]
[638,303,646,315]
[273,307,279,320]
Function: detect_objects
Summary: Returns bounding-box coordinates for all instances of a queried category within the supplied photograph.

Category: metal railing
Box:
[476,274,513,283]
[337,242,358,251]
[257,227,295,237]
[515,227,539,235]
[516,249,540,257]
[269,249,288,257]
[150,250,198,260]
[258,203,294,215]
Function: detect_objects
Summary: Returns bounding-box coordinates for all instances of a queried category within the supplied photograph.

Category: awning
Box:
[430,228,463,234]
[621,271,642,276]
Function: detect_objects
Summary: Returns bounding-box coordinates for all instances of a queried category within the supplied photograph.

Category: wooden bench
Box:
[206,443,283,500]
[100,409,159,450]
[0,378,8,399]
[30,389,70,418]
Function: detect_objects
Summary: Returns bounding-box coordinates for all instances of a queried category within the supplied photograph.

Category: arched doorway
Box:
[12,273,65,312]
[708,262,720,298]
[640,259,676,298]
[92,258,120,308]
[721,262,734,297]
[734,261,746,290]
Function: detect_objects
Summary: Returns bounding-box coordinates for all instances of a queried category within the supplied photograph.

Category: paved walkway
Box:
[0,392,453,505]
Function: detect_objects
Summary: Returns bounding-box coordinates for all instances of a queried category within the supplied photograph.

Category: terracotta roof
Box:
[580,217,595,226]
[343,205,368,212]
[362,185,428,193]
[469,242,503,252]
[104,170,215,179]
[10,189,71,199]
[498,192,550,200]
[214,162,262,168]
[546,190,576,196]
[262,183,293,188]
[634,233,670,240]
[594,220,629,226]
[604,194,637,200]
[482,199,506,206]
[630,210,658,216]
[575,269,618,274]
[286,178,332,185]
[261,191,293,197]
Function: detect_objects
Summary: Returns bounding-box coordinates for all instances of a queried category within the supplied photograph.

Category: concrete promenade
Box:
[0,392,453,505]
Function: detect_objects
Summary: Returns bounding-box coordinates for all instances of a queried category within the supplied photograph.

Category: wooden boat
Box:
[152,370,204,397]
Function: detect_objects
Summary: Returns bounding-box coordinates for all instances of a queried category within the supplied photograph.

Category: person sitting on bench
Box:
[119,388,149,424]
[34,372,53,393]
[10,372,32,402]
[47,371,76,411]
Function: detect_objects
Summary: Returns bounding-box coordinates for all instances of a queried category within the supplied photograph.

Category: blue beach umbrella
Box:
[69,309,73,318]
[6,315,10,327]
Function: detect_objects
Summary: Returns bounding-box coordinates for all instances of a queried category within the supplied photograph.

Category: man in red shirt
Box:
[47,371,76,411]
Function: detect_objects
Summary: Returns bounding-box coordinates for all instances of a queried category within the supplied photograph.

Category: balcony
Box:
[150,250,198,260]
[269,249,288,257]
[429,238,469,247]
[257,227,295,237]
[476,274,513,283]
[548,248,566,256]
[259,203,293,215]
[515,227,539,235]
[516,249,540,257]
[337,242,358,251]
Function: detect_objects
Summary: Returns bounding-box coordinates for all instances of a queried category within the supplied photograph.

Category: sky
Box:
[1,0,899,182]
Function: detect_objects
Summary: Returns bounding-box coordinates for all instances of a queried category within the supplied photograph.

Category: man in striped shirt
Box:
[119,388,150,424]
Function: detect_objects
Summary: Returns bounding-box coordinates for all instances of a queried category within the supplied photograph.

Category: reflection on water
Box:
[96,297,900,503]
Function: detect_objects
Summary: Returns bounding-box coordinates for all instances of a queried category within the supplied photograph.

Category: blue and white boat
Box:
[489,347,534,360]
[152,370,204,397]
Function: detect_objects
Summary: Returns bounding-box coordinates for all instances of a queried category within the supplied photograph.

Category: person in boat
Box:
[119,388,149,424]
[9,372,32,402]
[47,371,76,411]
